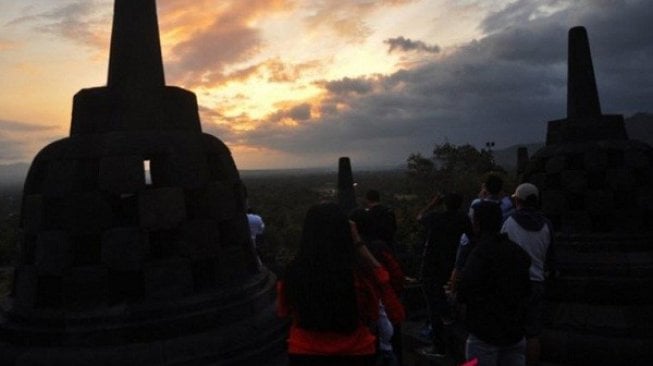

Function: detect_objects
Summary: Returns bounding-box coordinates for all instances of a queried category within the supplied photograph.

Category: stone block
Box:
[541,190,568,215]
[218,215,251,248]
[71,234,103,266]
[102,227,147,271]
[526,174,546,191]
[584,150,608,172]
[143,258,193,300]
[206,151,240,183]
[604,147,625,167]
[108,270,144,303]
[180,220,221,259]
[44,193,113,235]
[545,156,566,174]
[195,182,239,221]
[21,194,43,234]
[35,231,73,276]
[138,187,186,230]
[36,275,63,308]
[14,265,38,308]
[153,152,210,189]
[42,160,77,197]
[561,211,592,233]
[606,168,636,191]
[43,159,100,196]
[561,170,587,193]
[636,187,653,211]
[585,190,614,215]
[612,209,645,232]
[148,229,181,258]
[191,258,220,291]
[218,247,257,281]
[62,265,109,309]
[624,149,650,169]
[99,155,146,194]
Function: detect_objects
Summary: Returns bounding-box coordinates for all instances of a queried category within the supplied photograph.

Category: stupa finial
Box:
[567,26,601,119]
[107,0,165,88]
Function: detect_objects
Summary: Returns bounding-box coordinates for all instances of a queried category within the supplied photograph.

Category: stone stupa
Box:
[337,157,357,213]
[0,0,286,364]
[520,26,653,365]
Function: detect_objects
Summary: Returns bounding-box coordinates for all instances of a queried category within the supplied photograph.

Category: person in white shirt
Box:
[501,183,556,366]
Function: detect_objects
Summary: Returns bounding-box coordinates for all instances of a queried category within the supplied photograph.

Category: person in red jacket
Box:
[277,202,405,366]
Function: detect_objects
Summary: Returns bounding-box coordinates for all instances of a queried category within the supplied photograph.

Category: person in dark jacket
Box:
[458,201,531,366]
[417,193,471,357]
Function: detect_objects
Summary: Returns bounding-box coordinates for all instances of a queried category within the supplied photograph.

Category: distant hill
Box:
[0,163,29,188]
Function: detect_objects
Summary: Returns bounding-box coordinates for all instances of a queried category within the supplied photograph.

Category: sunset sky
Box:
[0,0,652,170]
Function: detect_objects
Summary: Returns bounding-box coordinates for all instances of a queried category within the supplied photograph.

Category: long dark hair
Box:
[284,202,360,333]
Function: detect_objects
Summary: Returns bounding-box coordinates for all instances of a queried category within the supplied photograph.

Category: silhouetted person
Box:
[458,201,531,366]
[350,190,397,249]
[417,193,471,357]
[277,203,404,366]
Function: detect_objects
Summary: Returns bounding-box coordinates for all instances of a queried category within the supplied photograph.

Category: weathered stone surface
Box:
[605,168,636,191]
[561,170,587,193]
[35,231,72,276]
[13,265,38,308]
[63,265,109,309]
[584,149,608,172]
[545,156,566,174]
[541,190,568,215]
[180,220,221,259]
[21,195,43,234]
[561,211,592,233]
[138,187,186,230]
[585,190,614,214]
[102,227,146,271]
[198,182,238,221]
[99,155,146,194]
[143,258,193,300]
[42,160,78,197]
[2,0,286,363]
[190,258,220,292]
[219,247,258,281]
[624,149,650,169]
[218,216,251,248]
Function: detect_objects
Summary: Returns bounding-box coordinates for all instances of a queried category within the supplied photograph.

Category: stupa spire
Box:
[567,26,601,119]
[107,0,165,88]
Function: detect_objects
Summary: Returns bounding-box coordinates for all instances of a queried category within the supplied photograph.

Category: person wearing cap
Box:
[500,183,555,366]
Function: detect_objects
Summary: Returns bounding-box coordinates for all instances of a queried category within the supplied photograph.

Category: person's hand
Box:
[429,195,442,207]
[349,220,362,244]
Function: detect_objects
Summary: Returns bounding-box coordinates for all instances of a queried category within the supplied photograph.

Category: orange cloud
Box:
[301,0,417,43]
[157,0,296,88]
[0,39,17,51]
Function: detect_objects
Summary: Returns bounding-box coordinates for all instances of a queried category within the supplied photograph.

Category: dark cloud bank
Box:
[231,0,653,168]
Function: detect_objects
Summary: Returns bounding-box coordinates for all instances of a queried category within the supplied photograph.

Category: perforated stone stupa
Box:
[521,26,653,365]
[0,0,286,364]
